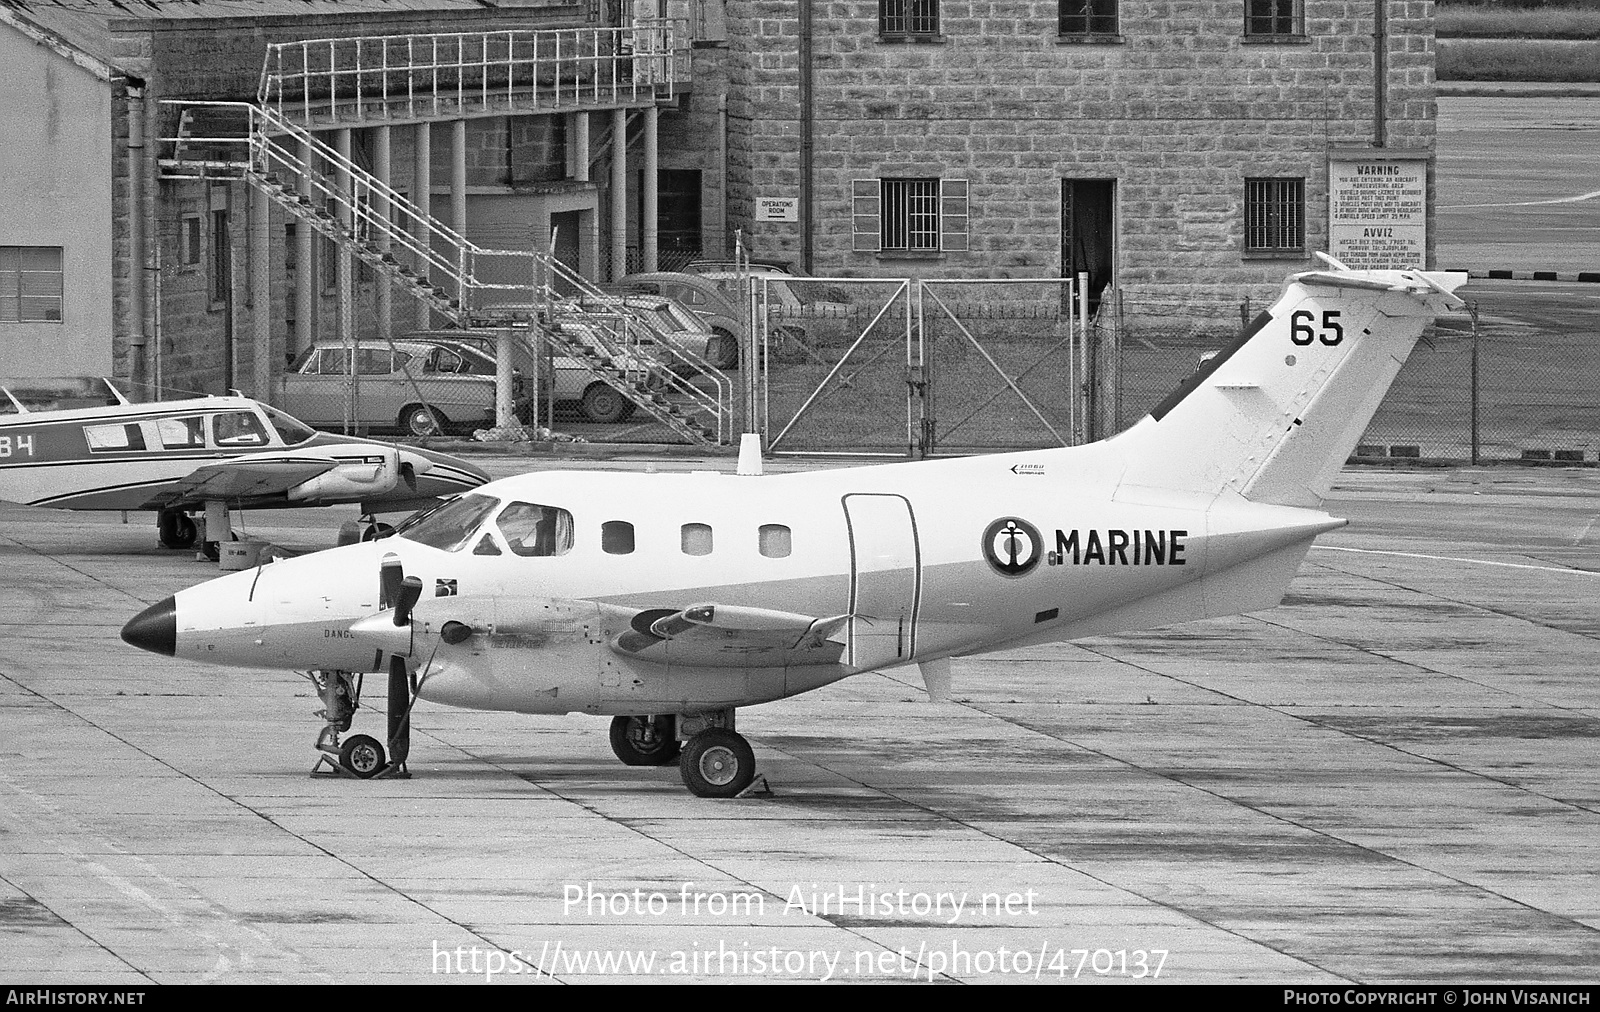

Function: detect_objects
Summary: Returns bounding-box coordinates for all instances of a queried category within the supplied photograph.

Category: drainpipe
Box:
[125,79,148,399]
[1373,0,1387,147]
[799,0,813,274]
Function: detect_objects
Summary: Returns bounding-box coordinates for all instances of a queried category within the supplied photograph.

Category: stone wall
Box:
[723,0,1438,312]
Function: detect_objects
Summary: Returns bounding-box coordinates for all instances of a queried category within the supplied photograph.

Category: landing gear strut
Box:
[309,664,413,780]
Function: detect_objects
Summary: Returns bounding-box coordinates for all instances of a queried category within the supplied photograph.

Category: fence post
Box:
[1469,302,1480,466]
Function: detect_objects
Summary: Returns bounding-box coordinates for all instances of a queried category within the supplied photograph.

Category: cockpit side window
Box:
[395,494,502,552]
[496,502,574,557]
[211,410,269,447]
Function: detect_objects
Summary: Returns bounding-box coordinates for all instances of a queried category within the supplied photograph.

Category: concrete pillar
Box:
[569,111,590,183]
[336,128,356,433]
[610,107,627,280]
[249,185,273,402]
[413,121,432,330]
[374,125,393,342]
[295,136,314,361]
[642,105,658,273]
[451,119,467,308]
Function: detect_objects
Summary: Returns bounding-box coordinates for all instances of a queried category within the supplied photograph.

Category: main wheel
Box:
[708,328,740,370]
[679,729,755,798]
[339,734,387,779]
[580,383,629,424]
[400,404,445,437]
[158,510,198,550]
[361,522,396,541]
[609,715,681,767]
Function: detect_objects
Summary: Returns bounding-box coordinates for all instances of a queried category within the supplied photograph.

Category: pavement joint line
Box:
[760,692,1349,984]
[1047,642,1600,937]
[0,669,500,974]
[1293,556,1600,713]
[0,531,162,609]
[0,867,150,981]
[1315,544,1600,576]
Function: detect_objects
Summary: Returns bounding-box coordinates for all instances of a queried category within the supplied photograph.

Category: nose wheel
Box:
[308,665,413,780]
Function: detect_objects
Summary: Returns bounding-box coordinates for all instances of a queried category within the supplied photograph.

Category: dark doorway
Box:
[1062,179,1115,312]
[550,210,582,296]
[657,169,702,265]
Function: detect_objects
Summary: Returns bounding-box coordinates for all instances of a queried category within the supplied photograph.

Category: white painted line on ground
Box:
[1443,187,1600,210]
[1313,544,1599,575]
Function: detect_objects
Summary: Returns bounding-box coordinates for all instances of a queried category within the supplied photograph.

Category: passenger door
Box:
[842,493,921,670]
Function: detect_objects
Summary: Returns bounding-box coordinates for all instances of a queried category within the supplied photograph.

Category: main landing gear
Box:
[609,710,765,799]
[308,659,415,780]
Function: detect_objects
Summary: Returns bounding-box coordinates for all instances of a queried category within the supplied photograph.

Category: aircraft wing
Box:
[609,603,848,668]
[142,455,341,508]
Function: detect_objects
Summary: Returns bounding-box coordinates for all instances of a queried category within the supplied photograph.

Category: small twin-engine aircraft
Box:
[122,259,1467,797]
[0,391,488,555]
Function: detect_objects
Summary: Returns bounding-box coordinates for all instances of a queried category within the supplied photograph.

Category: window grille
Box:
[1245,178,1305,253]
[0,247,63,323]
[1245,0,1302,36]
[881,0,938,38]
[1060,0,1118,35]
[881,178,941,251]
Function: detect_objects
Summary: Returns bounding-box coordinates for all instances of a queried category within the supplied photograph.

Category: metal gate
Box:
[757,275,1094,456]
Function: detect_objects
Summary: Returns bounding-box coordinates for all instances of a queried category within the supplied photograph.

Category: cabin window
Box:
[395,494,501,552]
[211,411,269,447]
[759,524,792,558]
[681,523,713,556]
[156,416,206,449]
[496,502,575,557]
[602,521,636,555]
[83,422,146,452]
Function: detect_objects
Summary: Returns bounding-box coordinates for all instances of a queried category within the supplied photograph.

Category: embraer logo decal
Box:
[983,517,1042,577]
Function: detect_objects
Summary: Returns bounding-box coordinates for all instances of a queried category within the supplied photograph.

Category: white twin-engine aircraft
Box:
[122,260,1467,798]
[0,393,488,554]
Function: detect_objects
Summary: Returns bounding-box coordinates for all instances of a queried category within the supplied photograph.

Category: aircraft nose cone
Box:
[121,597,177,657]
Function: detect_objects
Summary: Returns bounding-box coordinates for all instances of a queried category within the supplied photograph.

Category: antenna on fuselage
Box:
[735,432,763,476]
[0,387,26,414]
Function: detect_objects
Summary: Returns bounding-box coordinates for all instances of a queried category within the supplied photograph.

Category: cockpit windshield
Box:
[261,404,317,447]
[394,494,502,552]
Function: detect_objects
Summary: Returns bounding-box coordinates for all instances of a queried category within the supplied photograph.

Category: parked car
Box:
[613,272,746,369]
[413,329,647,425]
[282,339,526,436]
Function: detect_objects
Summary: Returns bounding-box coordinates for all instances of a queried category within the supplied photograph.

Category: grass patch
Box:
[1438,5,1600,39]
[1437,37,1600,80]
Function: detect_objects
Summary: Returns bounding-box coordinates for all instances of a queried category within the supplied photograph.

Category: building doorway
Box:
[1062,179,1115,312]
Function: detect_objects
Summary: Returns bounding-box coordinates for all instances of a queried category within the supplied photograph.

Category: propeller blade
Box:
[393,576,423,627]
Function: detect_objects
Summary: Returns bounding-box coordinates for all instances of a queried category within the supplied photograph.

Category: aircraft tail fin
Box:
[1109,260,1467,508]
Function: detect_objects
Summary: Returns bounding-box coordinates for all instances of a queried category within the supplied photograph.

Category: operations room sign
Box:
[1328,154,1428,269]
[755,196,799,222]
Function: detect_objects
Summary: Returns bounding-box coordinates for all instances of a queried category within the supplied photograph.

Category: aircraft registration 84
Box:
[122,258,1468,797]
[0,392,488,554]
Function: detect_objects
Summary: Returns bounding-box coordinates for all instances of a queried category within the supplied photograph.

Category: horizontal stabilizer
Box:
[611,603,847,669]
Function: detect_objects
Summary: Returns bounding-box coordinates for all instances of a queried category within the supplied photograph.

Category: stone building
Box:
[0,0,1438,411]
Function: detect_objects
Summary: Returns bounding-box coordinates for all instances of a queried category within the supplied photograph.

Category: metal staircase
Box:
[156,24,729,444]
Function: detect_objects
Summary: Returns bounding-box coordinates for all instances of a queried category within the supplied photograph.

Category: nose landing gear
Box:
[308,663,413,780]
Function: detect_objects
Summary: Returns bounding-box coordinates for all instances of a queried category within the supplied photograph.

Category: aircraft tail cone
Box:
[121,597,177,657]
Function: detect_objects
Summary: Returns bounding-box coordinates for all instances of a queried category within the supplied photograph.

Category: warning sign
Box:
[1328,156,1428,269]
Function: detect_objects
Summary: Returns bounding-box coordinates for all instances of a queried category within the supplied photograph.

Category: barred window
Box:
[210,209,230,305]
[882,178,941,252]
[0,247,63,323]
[1245,178,1305,254]
[1060,0,1118,36]
[1245,0,1302,37]
[853,178,968,254]
[880,0,938,39]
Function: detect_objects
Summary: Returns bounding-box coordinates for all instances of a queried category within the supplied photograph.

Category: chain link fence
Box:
[1110,290,1598,464]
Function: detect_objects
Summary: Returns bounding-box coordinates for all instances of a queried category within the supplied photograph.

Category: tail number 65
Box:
[1291,310,1344,346]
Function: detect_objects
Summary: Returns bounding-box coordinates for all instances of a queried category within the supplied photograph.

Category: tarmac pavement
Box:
[1,462,1597,984]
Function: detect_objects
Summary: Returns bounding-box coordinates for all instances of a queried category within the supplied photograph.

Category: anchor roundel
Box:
[982,517,1043,578]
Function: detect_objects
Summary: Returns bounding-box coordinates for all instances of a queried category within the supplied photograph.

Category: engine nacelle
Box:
[288,448,402,502]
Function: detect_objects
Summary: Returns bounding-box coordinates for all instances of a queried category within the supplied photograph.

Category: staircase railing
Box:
[157,98,730,443]
[258,21,690,127]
